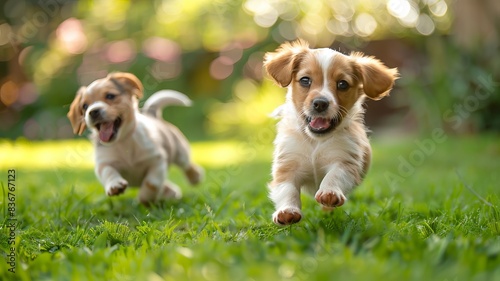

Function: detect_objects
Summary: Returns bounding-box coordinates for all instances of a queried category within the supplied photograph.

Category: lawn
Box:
[0,134,499,281]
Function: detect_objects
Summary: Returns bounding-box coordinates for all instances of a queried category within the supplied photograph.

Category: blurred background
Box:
[0,0,498,141]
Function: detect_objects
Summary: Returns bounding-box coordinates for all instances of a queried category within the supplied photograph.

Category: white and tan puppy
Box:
[264,40,398,225]
[67,72,203,204]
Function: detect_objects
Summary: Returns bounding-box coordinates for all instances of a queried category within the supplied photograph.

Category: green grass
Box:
[1,135,500,281]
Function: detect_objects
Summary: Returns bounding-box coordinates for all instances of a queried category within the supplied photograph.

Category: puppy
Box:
[264,40,398,226]
[67,72,203,204]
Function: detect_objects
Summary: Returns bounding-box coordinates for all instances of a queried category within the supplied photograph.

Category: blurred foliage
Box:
[0,0,497,140]
[403,37,500,134]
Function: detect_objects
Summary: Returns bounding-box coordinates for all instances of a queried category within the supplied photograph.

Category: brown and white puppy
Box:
[264,40,398,226]
[67,72,203,204]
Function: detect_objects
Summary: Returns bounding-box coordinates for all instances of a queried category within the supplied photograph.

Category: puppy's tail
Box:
[142,90,192,119]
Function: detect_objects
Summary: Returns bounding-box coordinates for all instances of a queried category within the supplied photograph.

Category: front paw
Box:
[315,190,345,208]
[105,179,128,196]
[272,207,302,226]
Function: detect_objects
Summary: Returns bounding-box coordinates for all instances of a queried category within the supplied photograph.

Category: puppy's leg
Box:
[97,165,128,196]
[315,162,362,208]
[139,161,181,205]
[184,164,204,185]
[269,182,302,226]
[158,180,182,200]
[173,137,204,185]
[269,158,303,226]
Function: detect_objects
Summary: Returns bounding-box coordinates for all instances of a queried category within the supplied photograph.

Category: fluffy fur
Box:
[67,72,203,204]
[264,40,398,225]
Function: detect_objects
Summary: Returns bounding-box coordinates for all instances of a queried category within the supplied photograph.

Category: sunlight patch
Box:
[0,139,256,170]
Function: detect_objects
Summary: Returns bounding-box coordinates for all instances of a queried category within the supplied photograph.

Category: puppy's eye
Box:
[337,80,349,91]
[82,104,88,111]
[105,93,116,100]
[299,77,312,87]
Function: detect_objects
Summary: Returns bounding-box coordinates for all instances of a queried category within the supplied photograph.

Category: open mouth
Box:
[95,118,122,143]
[306,116,340,134]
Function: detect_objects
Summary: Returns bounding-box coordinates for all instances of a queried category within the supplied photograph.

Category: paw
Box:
[272,207,302,226]
[106,179,128,196]
[186,164,204,185]
[159,181,182,200]
[139,181,182,205]
[138,181,159,205]
[315,190,345,208]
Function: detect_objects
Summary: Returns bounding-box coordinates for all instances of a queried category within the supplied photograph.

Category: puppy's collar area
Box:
[109,78,126,94]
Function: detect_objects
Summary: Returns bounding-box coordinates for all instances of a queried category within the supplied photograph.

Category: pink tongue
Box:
[99,122,114,142]
[309,117,330,130]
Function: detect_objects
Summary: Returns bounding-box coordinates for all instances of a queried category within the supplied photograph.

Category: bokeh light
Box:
[0,80,19,106]
[354,13,377,37]
[210,56,234,80]
[416,14,435,35]
[23,118,40,139]
[220,43,244,65]
[105,40,136,63]
[2,0,475,140]
[17,83,38,106]
[243,52,264,81]
[429,0,447,17]
[244,0,279,27]
[143,37,181,63]
[387,0,411,19]
[56,18,88,55]
[149,60,182,80]
[0,23,12,46]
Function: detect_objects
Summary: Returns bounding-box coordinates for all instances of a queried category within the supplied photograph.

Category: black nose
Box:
[312,98,329,113]
[89,109,101,120]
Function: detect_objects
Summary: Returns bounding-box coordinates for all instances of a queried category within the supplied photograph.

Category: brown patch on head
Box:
[81,73,143,123]
[80,72,144,112]
[81,82,132,123]
[329,54,364,113]
[69,72,145,142]
[264,39,310,87]
[291,51,324,115]
[107,72,144,99]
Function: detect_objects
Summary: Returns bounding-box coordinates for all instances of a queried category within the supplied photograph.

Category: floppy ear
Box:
[264,39,309,87]
[108,72,144,99]
[67,87,87,136]
[352,53,399,100]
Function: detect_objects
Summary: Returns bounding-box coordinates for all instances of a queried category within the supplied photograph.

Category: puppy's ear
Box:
[67,87,87,136]
[264,39,309,87]
[352,53,399,100]
[108,72,144,99]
